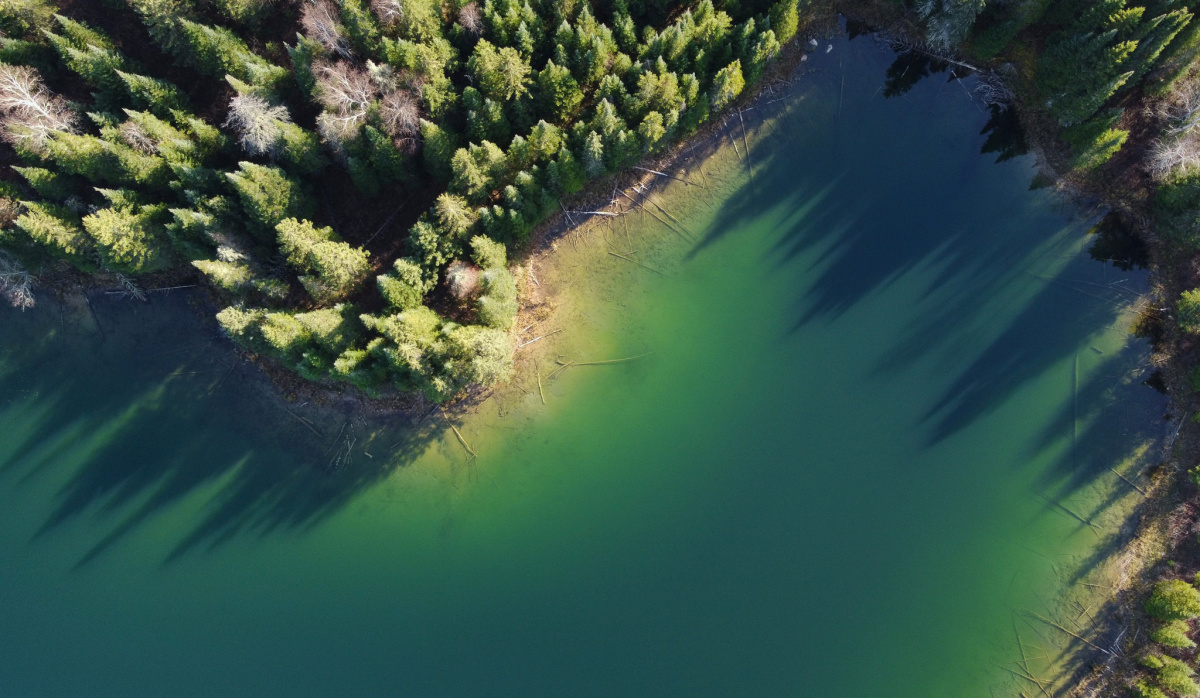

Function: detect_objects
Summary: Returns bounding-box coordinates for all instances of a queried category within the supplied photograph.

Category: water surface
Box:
[0,32,1166,697]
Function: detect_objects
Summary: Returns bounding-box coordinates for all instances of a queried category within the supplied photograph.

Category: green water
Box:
[0,34,1167,697]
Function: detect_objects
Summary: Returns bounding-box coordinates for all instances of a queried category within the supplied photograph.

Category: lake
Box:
[0,29,1167,697]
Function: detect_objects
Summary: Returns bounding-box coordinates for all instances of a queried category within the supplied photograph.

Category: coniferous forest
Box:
[0,0,798,402]
[4,0,1200,412]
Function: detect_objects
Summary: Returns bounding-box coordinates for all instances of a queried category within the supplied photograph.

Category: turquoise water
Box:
[0,33,1166,696]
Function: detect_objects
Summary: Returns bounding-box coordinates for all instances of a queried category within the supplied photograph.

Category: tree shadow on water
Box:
[690,30,1165,509]
[0,292,440,568]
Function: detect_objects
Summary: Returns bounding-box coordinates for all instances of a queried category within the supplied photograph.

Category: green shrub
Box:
[1146,579,1200,621]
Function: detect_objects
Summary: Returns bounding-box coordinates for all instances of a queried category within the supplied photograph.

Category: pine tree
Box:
[469,235,507,269]
[14,165,77,201]
[435,192,479,237]
[194,258,254,293]
[1126,9,1192,87]
[476,267,516,328]
[377,257,432,310]
[769,0,800,46]
[116,70,190,117]
[469,39,533,101]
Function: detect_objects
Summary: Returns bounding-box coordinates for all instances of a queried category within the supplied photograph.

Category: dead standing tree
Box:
[0,63,77,153]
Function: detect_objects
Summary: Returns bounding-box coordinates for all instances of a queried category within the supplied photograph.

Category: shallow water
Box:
[0,33,1167,697]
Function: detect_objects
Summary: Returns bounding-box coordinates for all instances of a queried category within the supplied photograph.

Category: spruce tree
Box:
[13,201,95,269]
[710,60,745,112]
[225,162,313,236]
[82,204,172,274]
[276,217,370,302]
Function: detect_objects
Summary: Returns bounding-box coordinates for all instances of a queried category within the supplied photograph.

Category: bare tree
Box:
[1149,79,1200,177]
[119,121,157,154]
[379,88,420,138]
[458,2,482,36]
[0,250,35,310]
[224,93,290,156]
[301,0,351,58]
[0,64,76,153]
[313,60,377,147]
[370,0,405,27]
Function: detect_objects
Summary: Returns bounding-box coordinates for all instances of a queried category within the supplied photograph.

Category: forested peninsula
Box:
[10,0,1200,694]
[0,0,798,402]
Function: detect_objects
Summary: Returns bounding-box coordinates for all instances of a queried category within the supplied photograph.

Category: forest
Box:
[0,0,798,402]
[3,0,1200,410]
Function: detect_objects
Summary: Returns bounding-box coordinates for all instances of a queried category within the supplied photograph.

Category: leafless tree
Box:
[0,250,35,310]
[313,60,377,147]
[370,0,404,27]
[119,121,156,154]
[379,88,420,138]
[301,0,352,58]
[366,60,398,92]
[224,93,290,156]
[458,2,482,36]
[1149,79,1200,177]
[0,64,76,153]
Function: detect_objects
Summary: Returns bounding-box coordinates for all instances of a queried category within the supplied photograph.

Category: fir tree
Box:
[82,203,172,274]
[536,59,583,123]
[225,162,313,236]
[13,201,95,268]
[710,60,745,112]
[276,217,370,302]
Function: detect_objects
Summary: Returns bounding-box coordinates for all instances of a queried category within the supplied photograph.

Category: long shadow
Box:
[0,291,441,567]
[688,29,1165,510]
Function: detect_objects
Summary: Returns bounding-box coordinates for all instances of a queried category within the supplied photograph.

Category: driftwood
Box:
[1109,467,1148,495]
[1028,611,1112,655]
[441,408,477,459]
[518,329,562,348]
[549,353,652,380]
[618,190,689,242]
[633,186,698,241]
[537,369,546,405]
[632,166,702,187]
[607,249,666,275]
[738,110,754,181]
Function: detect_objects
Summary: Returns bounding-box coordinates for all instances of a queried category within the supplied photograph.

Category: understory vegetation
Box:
[0,0,801,401]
